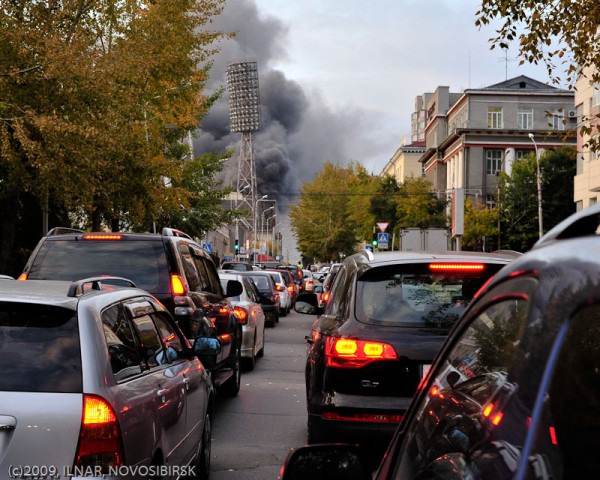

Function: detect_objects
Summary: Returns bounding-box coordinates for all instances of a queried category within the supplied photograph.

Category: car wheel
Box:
[192,411,212,479]
[219,345,241,397]
[242,334,256,371]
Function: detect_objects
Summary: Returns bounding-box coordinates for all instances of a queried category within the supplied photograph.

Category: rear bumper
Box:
[241,325,255,357]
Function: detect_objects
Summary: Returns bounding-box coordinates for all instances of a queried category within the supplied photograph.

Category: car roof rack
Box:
[534,203,600,249]
[161,227,193,240]
[67,276,137,297]
[46,227,85,236]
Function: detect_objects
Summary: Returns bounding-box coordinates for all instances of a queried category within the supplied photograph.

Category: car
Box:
[18,227,244,397]
[302,269,315,292]
[293,249,517,455]
[272,268,299,306]
[218,271,266,371]
[0,276,220,478]
[240,271,280,327]
[281,204,600,480]
[320,262,342,306]
[220,260,253,272]
[313,266,330,283]
[264,269,292,315]
[277,264,304,294]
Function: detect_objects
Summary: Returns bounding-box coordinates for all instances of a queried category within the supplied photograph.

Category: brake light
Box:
[287,285,294,293]
[75,395,124,469]
[233,306,248,325]
[82,234,123,241]
[429,263,485,273]
[322,411,403,423]
[171,275,186,295]
[322,291,331,303]
[275,284,284,291]
[219,306,230,316]
[325,337,397,368]
[482,403,503,426]
[17,273,27,281]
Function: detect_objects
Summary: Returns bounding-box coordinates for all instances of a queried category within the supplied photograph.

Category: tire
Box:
[219,345,241,397]
[192,411,212,479]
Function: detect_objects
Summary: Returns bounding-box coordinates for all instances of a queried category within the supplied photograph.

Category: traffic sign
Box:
[377,233,389,249]
[201,242,213,254]
[376,222,389,233]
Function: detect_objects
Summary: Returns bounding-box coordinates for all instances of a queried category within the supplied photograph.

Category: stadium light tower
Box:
[226,61,261,255]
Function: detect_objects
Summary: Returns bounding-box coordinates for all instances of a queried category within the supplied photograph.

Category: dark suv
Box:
[294,249,517,454]
[19,227,244,396]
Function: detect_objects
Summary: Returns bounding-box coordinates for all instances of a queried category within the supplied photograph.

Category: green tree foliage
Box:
[396,177,448,230]
[498,146,576,252]
[289,162,364,262]
[0,0,228,274]
[475,0,600,151]
[463,198,498,250]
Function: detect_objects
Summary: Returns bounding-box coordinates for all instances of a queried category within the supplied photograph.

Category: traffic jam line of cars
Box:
[281,204,600,479]
[0,226,301,478]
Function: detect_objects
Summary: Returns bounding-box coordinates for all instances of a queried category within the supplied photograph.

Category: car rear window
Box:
[27,239,169,293]
[0,303,82,392]
[246,275,271,291]
[355,263,505,329]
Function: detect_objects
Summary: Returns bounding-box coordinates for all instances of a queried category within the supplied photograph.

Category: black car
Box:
[282,204,600,480]
[19,227,244,397]
[294,249,516,453]
[240,271,280,327]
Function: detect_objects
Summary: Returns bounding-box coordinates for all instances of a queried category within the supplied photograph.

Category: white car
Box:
[219,271,266,370]
[302,269,315,292]
[265,270,292,316]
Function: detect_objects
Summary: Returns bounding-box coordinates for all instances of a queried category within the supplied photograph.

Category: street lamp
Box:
[528,133,543,239]
[261,206,275,238]
[253,195,268,264]
[267,214,277,258]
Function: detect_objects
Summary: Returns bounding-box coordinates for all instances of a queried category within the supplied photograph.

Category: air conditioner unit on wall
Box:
[568,110,577,118]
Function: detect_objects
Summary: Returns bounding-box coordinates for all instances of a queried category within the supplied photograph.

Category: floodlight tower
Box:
[226,61,261,259]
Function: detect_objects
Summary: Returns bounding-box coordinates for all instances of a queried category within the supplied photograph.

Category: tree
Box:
[462,198,498,251]
[0,0,227,275]
[395,177,448,230]
[475,1,600,151]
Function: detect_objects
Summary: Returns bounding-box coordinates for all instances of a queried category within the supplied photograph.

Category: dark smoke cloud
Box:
[193,0,366,211]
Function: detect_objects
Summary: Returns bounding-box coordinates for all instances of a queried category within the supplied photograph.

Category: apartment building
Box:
[573,66,600,209]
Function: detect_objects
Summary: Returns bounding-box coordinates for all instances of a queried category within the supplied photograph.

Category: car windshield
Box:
[0,302,82,392]
[247,275,271,291]
[355,263,504,329]
[27,240,169,293]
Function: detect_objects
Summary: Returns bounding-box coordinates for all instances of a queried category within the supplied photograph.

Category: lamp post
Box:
[261,206,275,239]
[253,195,268,264]
[528,133,543,239]
[267,214,277,258]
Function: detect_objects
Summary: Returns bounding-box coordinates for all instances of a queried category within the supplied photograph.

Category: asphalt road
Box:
[209,309,316,480]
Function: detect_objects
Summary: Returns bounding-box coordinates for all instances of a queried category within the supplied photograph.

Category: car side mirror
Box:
[294,293,323,315]
[280,444,371,480]
[193,337,221,356]
[314,285,323,293]
[225,279,243,298]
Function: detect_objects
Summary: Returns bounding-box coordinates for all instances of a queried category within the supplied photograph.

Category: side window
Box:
[397,297,531,479]
[529,304,600,478]
[130,313,165,369]
[192,254,211,292]
[178,243,200,291]
[102,303,143,381]
[326,266,348,317]
[202,257,223,295]
[152,311,186,364]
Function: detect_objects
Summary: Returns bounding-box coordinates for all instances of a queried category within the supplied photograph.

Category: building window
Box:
[593,83,600,109]
[486,149,504,174]
[486,193,496,208]
[548,109,565,130]
[487,107,503,129]
[515,149,531,160]
[517,109,533,129]
[591,197,597,206]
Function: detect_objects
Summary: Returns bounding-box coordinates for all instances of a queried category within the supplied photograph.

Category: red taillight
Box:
[82,234,123,241]
[429,263,485,273]
[322,411,403,424]
[325,337,397,368]
[17,273,27,281]
[234,306,249,325]
[171,275,186,295]
[322,292,331,303]
[482,403,504,426]
[275,284,284,291]
[76,395,124,469]
[219,306,230,316]
[287,285,294,292]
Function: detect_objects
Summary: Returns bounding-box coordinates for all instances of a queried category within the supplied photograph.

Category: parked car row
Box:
[282,204,600,479]
[1,226,291,477]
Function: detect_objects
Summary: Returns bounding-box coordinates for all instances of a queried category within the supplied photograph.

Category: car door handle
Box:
[0,415,16,431]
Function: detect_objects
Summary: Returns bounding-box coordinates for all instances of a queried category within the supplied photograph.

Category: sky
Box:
[193,0,562,262]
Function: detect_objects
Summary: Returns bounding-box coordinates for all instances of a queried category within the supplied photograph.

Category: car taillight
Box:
[275,284,284,291]
[322,411,403,424]
[17,273,27,281]
[75,395,124,470]
[233,306,248,325]
[82,234,123,241]
[171,275,186,295]
[428,263,485,273]
[325,336,398,368]
[322,292,331,303]
[482,403,504,426]
[287,285,294,293]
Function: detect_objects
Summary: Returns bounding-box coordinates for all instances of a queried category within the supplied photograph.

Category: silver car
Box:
[219,271,266,371]
[0,277,219,479]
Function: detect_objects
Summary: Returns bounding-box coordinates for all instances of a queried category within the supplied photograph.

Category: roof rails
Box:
[534,203,600,249]
[67,276,137,298]
[161,227,193,240]
[46,227,85,236]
